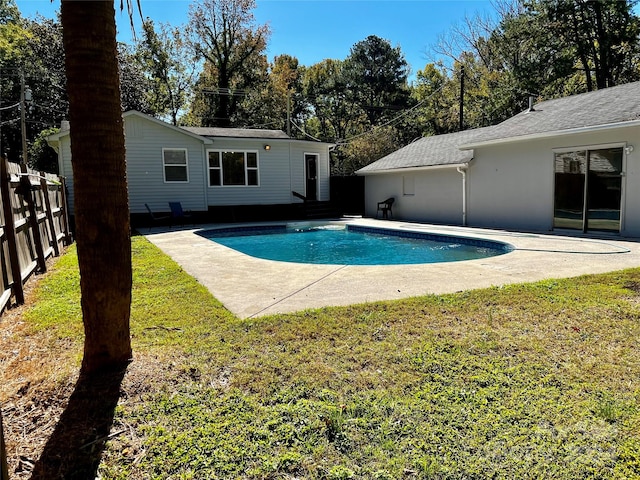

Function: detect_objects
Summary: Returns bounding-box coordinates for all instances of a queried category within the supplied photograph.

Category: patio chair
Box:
[168,201,192,224]
[376,197,394,219]
[145,203,170,222]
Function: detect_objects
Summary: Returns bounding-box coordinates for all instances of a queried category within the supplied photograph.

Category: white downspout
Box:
[456,165,468,226]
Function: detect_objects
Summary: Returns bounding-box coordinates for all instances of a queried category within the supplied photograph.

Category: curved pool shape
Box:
[198,224,513,266]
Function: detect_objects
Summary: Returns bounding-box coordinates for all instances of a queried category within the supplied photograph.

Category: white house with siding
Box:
[357,81,640,237]
[47,110,333,219]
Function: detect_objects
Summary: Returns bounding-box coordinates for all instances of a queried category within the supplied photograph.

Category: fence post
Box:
[1,156,23,305]
[39,171,59,257]
[19,164,46,273]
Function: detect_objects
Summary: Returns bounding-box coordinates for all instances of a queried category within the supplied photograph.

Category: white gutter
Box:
[459,119,640,150]
[456,165,468,226]
[356,162,469,176]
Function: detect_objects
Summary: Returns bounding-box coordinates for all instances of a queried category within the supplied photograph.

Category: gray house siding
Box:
[362,123,639,237]
[49,111,333,217]
[467,125,639,235]
[204,139,329,206]
[364,169,464,224]
[206,139,292,206]
[467,141,555,231]
[290,141,331,202]
[125,115,208,214]
[624,126,640,237]
[358,81,640,237]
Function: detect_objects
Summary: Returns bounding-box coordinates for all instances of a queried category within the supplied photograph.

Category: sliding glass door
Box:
[554,147,623,233]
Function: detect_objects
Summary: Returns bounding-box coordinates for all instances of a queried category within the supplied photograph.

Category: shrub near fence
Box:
[0,154,71,313]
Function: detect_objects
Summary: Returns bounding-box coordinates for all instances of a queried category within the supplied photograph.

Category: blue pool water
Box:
[199,224,512,266]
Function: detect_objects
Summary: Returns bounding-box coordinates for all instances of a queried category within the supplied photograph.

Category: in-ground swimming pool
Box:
[198,223,513,266]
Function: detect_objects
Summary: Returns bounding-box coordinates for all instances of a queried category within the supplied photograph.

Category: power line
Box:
[0,103,20,112]
[339,83,446,145]
[201,88,251,97]
[243,120,282,129]
[0,119,20,127]
[289,120,324,142]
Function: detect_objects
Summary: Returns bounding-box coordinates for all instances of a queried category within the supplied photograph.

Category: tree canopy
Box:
[186,0,270,127]
[3,0,640,173]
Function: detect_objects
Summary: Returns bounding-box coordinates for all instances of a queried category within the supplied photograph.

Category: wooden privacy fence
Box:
[0,154,72,313]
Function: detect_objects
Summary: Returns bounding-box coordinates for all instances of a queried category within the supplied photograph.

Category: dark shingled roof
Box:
[461,81,640,147]
[356,126,497,174]
[181,127,290,139]
[358,81,640,175]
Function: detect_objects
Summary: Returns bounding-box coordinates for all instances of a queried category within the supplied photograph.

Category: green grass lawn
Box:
[21,235,640,479]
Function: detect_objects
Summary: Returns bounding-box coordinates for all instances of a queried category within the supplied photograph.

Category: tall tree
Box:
[187,0,269,127]
[233,54,307,131]
[0,0,29,159]
[302,58,366,144]
[61,0,132,373]
[136,19,195,124]
[343,35,411,126]
[23,15,68,139]
[341,126,402,175]
[412,62,454,135]
[1,7,68,165]
[118,42,154,114]
[535,0,640,90]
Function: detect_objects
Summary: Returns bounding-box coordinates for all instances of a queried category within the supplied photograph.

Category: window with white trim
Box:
[208,150,259,186]
[163,148,188,182]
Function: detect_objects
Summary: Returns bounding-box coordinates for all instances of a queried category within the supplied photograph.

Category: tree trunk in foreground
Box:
[61,0,132,373]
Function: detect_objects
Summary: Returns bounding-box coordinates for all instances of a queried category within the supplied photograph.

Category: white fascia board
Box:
[458,119,640,150]
[356,162,470,176]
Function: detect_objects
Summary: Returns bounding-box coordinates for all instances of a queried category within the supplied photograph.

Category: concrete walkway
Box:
[142,219,640,319]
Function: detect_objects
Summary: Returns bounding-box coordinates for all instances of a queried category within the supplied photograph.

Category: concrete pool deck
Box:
[142,218,640,319]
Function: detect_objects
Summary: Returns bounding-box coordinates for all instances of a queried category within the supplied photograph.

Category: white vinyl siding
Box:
[206,140,330,206]
[57,136,74,210]
[125,117,208,214]
[289,142,330,202]
[54,111,333,215]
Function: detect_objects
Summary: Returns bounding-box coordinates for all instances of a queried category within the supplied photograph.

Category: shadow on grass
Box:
[30,364,128,480]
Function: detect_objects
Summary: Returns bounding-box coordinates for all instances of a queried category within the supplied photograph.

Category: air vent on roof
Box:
[527,95,536,113]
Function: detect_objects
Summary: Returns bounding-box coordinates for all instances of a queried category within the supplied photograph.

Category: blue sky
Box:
[15,0,495,77]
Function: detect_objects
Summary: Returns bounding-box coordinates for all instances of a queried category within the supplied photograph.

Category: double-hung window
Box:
[208,150,259,186]
[163,148,188,182]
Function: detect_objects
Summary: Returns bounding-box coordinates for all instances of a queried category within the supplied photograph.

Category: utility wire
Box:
[201,88,251,97]
[339,83,446,145]
[289,120,325,142]
[0,102,20,112]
